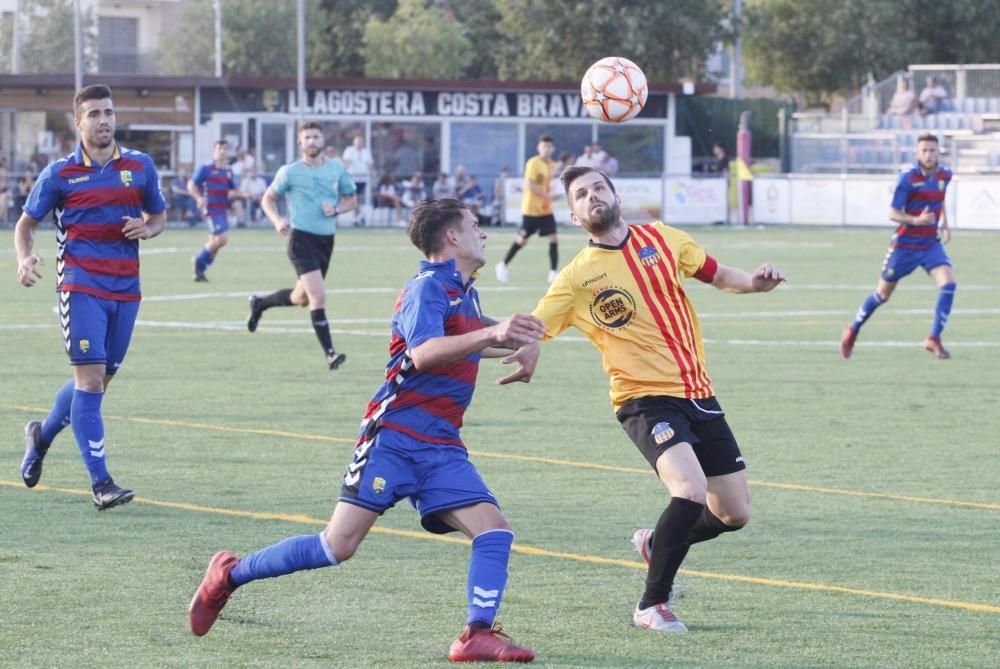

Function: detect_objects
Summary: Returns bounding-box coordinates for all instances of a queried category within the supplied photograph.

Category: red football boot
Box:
[840,324,858,359]
[924,336,951,359]
[448,623,535,663]
[188,551,239,636]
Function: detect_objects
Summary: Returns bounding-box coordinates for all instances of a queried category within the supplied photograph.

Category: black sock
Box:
[548,242,558,271]
[640,497,704,609]
[503,242,522,265]
[688,507,740,545]
[259,288,294,311]
[310,308,335,355]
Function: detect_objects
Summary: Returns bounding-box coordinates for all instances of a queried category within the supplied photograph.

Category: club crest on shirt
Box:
[589,286,636,330]
[652,422,674,444]
[638,245,660,267]
[120,170,133,187]
[373,477,386,494]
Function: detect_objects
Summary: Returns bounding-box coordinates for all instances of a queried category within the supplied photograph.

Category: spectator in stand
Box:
[342,135,375,227]
[0,158,11,224]
[575,144,598,167]
[491,167,510,226]
[590,143,608,167]
[375,173,405,226]
[887,77,918,117]
[433,172,455,200]
[402,171,429,209]
[556,151,575,173]
[231,149,255,180]
[706,143,730,176]
[599,150,620,176]
[170,168,199,226]
[16,161,40,214]
[918,77,949,115]
[451,164,469,196]
[240,167,269,224]
[460,175,486,208]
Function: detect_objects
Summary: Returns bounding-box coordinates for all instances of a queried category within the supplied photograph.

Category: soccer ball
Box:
[581,57,648,123]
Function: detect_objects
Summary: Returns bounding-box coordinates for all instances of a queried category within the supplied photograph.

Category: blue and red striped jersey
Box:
[357,258,486,448]
[192,162,235,222]
[889,163,952,250]
[24,143,165,301]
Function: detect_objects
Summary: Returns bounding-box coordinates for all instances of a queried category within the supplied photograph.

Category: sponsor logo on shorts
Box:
[735,456,744,463]
[590,286,636,330]
[79,339,90,353]
[373,477,386,494]
[652,422,674,444]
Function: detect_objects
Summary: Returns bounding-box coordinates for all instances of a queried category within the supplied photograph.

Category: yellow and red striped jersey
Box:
[532,222,718,409]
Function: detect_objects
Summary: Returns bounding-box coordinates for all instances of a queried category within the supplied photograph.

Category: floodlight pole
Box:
[11,0,20,74]
[73,0,82,90]
[296,0,306,123]
[214,0,222,77]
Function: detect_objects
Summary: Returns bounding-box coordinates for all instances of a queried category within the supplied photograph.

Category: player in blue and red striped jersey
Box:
[841,133,956,359]
[190,199,542,663]
[14,84,166,510]
[188,139,245,281]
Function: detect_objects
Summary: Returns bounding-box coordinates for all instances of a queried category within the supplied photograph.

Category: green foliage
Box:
[743,0,1000,106]
[159,0,214,76]
[363,0,474,79]
[493,0,730,82]
[0,12,12,73]
[18,0,97,75]
[312,0,396,77]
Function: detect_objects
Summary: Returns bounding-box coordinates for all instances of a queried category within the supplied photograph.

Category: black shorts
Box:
[616,396,746,477]
[519,214,557,238]
[287,229,335,278]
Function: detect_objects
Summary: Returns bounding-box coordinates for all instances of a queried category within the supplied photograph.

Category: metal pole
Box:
[730,0,742,99]
[214,0,222,77]
[73,0,82,90]
[297,0,306,123]
[11,0,20,74]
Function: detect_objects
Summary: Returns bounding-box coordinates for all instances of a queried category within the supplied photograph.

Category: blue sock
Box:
[466,529,514,626]
[70,389,110,485]
[195,248,213,272]
[851,291,885,333]
[230,533,337,587]
[40,379,75,446]
[931,283,956,338]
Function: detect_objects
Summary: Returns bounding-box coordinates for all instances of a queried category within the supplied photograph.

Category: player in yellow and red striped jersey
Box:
[526,166,785,633]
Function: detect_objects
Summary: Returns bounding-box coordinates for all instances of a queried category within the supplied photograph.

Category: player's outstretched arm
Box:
[14,212,43,287]
[409,313,546,371]
[712,262,786,293]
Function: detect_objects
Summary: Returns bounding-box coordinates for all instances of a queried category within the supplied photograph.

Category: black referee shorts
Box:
[287,229,335,278]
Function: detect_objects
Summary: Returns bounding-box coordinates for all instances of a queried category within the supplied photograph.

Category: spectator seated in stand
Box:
[170,168,200,226]
[918,77,950,115]
[401,172,429,209]
[374,173,404,226]
[887,77,918,116]
[239,168,269,224]
[432,172,455,200]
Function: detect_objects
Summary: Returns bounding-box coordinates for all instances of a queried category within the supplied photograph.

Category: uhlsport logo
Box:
[589,286,636,330]
[652,422,675,444]
[119,170,133,187]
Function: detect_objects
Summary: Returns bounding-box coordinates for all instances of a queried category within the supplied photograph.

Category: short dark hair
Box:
[299,121,322,133]
[538,135,555,144]
[408,198,469,257]
[917,133,939,145]
[560,166,617,203]
[73,84,113,117]
[213,139,228,148]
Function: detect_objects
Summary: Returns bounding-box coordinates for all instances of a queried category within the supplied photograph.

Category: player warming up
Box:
[190,199,541,662]
[14,84,166,510]
[188,139,245,281]
[248,121,356,370]
[527,166,785,632]
[841,133,956,360]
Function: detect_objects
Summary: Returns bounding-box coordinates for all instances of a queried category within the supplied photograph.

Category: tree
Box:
[363,0,474,79]
[492,0,730,82]
[17,0,97,75]
[312,0,396,77]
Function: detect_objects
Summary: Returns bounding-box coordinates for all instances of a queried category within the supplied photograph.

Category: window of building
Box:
[370,122,440,180]
[99,16,139,74]
[597,125,665,176]
[524,124,593,172]
[449,122,518,205]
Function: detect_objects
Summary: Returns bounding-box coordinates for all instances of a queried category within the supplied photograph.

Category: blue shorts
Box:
[881,242,951,282]
[207,215,229,235]
[60,291,140,373]
[338,428,499,534]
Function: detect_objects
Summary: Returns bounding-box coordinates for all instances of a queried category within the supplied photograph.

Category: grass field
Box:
[1,224,998,668]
